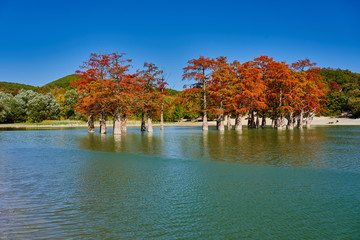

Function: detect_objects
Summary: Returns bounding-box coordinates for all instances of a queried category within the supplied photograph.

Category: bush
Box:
[27,93,60,122]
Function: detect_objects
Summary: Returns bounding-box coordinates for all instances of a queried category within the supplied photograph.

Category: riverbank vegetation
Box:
[1,53,360,130]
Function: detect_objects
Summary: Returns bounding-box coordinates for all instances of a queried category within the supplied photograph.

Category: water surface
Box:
[0,126,359,239]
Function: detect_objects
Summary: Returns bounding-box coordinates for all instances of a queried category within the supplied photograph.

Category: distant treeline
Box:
[0,74,78,94]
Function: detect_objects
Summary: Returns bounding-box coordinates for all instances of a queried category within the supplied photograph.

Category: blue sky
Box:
[0,0,359,90]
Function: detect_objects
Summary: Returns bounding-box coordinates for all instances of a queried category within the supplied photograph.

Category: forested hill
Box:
[319,68,360,91]
[41,74,79,92]
[0,82,37,93]
[0,73,181,95]
[0,74,78,94]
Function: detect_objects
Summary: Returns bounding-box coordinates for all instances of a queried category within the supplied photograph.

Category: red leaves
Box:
[182,55,326,120]
[73,53,168,117]
[135,62,168,115]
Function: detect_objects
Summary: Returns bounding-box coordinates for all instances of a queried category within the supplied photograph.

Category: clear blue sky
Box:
[0,0,359,90]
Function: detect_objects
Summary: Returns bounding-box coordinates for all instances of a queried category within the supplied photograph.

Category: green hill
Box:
[40,74,79,91]
[0,74,79,94]
[0,82,37,94]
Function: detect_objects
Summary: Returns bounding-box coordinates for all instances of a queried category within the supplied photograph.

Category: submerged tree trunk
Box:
[255,114,260,128]
[271,118,275,128]
[113,108,121,134]
[305,112,315,128]
[248,111,256,128]
[147,114,153,132]
[298,109,304,129]
[261,113,266,128]
[227,114,232,130]
[203,111,208,131]
[88,113,95,133]
[217,114,225,131]
[121,113,127,133]
[234,114,242,131]
[100,112,107,134]
[274,118,279,128]
[141,111,146,132]
[247,113,252,128]
[287,111,294,129]
[276,115,286,129]
[273,114,285,129]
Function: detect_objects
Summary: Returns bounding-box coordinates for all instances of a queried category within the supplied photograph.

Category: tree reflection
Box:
[78,127,327,169]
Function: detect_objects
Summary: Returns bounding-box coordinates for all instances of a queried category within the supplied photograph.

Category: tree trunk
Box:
[249,111,255,128]
[113,108,121,134]
[100,112,106,134]
[255,114,260,128]
[306,112,314,128]
[160,102,164,131]
[261,113,266,128]
[287,111,294,129]
[147,114,153,132]
[274,118,279,128]
[121,113,127,133]
[88,113,95,133]
[298,109,304,128]
[235,114,242,131]
[247,113,252,128]
[277,115,286,129]
[218,114,224,131]
[141,111,146,132]
[203,111,208,131]
[227,114,232,130]
[271,118,275,128]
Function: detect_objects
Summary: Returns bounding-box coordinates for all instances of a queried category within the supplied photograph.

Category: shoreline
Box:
[1,117,360,129]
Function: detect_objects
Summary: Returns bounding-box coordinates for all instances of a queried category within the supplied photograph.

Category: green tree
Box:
[323,90,347,116]
[0,92,11,122]
[27,93,60,122]
[63,89,80,119]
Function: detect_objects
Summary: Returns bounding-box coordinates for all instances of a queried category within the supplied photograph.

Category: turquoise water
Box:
[0,126,359,239]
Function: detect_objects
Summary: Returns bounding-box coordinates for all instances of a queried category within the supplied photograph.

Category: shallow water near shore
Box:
[1,126,360,238]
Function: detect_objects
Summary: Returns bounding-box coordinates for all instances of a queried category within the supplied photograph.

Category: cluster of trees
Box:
[181,56,326,130]
[1,52,359,127]
[319,68,360,117]
[72,53,167,133]
[0,90,60,123]
[74,53,327,133]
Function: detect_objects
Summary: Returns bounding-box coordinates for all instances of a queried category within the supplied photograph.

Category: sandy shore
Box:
[0,121,206,129]
[1,117,359,129]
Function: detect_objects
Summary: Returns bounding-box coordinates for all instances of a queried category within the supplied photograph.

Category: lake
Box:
[0,126,359,239]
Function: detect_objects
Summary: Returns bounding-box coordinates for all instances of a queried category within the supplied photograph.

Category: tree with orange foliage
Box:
[73,53,139,134]
[222,60,245,131]
[240,60,267,128]
[291,59,326,128]
[137,62,166,132]
[73,53,113,133]
[255,56,301,129]
[209,56,233,131]
[106,53,134,134]
[183,56,216,131]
